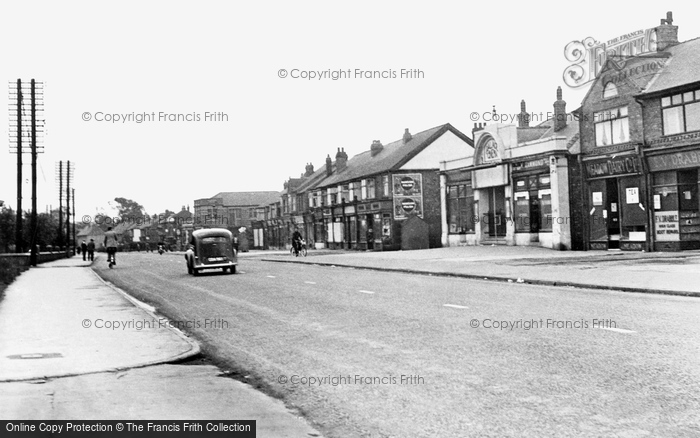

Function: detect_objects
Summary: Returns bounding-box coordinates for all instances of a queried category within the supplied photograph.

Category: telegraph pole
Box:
[30,80,38,265]
[57,161,63,249]
[9,79,44,258]
[72,188,76,253]
[66,161,71,256]
[14,79,22,253]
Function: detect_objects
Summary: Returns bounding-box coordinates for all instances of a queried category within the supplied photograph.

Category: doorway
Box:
[606,178,620,249]
[483,186,507,238]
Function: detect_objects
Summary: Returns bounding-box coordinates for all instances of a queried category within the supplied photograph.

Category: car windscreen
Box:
[199,236,232,257]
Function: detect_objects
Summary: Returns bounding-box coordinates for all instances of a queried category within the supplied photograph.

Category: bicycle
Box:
[106,248,117,269]
[290,240,307,257]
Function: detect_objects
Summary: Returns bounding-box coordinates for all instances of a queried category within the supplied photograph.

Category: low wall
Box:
[0,252,69,274]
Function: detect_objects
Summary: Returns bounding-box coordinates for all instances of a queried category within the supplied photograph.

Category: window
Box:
[595,107,629,146]
[447,182,475,233]
[603,82,618,98]
[327,187,336,205]
[361,180,367,200]
[662,90,700,135]
[367,178,376,199]
[382,175,390,198]
[513,175,551,232]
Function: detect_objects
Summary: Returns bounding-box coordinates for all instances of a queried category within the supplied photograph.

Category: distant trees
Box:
[0,207,59,253]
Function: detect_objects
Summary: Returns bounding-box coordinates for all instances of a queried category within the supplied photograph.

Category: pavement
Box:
[262,244,700,297]
[0,255,324,437]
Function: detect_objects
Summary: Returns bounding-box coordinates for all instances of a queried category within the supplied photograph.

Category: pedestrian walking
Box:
[81,240,88,261]
[87,239,95,261]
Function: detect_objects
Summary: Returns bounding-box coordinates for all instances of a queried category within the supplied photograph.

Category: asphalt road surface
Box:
[94,252,700,438]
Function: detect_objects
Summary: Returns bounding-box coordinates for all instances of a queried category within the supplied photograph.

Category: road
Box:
[94,252,700,438]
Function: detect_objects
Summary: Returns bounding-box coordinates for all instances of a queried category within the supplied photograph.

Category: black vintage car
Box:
[185,228,238,275]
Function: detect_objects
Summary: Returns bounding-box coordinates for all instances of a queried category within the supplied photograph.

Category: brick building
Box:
[282,124,473,251]
[577,11,700,251]
[193,191,281,249]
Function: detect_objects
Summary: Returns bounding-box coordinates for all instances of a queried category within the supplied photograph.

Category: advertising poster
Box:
[393,174,423,219]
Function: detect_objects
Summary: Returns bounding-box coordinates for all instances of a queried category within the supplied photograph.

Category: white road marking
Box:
[305,281,316,284]
[597,327,636,334]
[443,304,469,309]
[358,290,375,294]
[266,275,276,278]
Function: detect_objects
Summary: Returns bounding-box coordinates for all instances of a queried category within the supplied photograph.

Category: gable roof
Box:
[209,191,281,207]
[317,123,472,187]
[639,37,700,96]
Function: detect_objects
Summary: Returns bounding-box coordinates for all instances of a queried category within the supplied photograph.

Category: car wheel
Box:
[230,265,236,274]
[193,268,200,276]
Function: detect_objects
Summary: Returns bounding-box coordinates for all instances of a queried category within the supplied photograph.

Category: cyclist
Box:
[291,228,303,256]
[104,226,119,265]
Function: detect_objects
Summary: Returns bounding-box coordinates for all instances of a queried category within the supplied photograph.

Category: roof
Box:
[192,228,233,238]
[295,163,332,193]
[641,37,700,95]
[76,224,105,237]
[318,124,472,187]
[208,191,281,207]
[516,116,580,150]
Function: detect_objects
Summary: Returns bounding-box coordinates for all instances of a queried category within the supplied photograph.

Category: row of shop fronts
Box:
[242,12,700,253]
[582,143,700,251]
[250,125,472,251]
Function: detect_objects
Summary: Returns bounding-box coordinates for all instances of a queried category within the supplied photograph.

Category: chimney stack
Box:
[371,140,383,157]
[553,87,567,132]
[472,122,485,137]
[304,162,314,177]
[335,147,348,172]
[518,100,530,128]
[325,154,333,177]
[403,128,412,144]
[655,11,679,51]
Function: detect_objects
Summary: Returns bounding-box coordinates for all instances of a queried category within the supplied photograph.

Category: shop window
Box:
[513,175,551,232]
[662,90,700,135]
[594,107,629,146]
[603,82,618,99]
[653,171,679,211]
[447,182,475,233]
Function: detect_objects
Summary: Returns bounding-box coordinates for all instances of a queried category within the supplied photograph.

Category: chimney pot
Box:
[403,128,412,144]
[553,87,567,132]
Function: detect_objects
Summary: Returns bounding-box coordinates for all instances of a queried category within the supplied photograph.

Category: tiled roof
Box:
[317,124,471,187]
[296,164,332,193]
[209,191,281,207]
[516,116,580,150]
[642,37,700,95]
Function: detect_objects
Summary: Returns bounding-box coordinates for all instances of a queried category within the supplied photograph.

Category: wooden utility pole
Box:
[66,161,71,256]
[58,161,63,249]
[15,79,23,253]
[30,80,38,266]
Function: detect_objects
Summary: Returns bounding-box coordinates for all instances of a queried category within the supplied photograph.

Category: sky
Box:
[1,1,699,221]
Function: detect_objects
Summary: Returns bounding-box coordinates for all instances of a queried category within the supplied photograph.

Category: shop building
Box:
[300,124,474,251]
[637,36,700,250]
[440,89,581,250]
[578,11,700,251]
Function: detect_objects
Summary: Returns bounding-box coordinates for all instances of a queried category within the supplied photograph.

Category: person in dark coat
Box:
[87,239,96,261]
[81,241,88,261]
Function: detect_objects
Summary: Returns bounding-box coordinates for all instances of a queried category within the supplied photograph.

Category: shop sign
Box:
[655,211,679,241]
[647,150,700,172]
[585,156,640,178]
[649,131,700,147]
[512,158,549,171]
